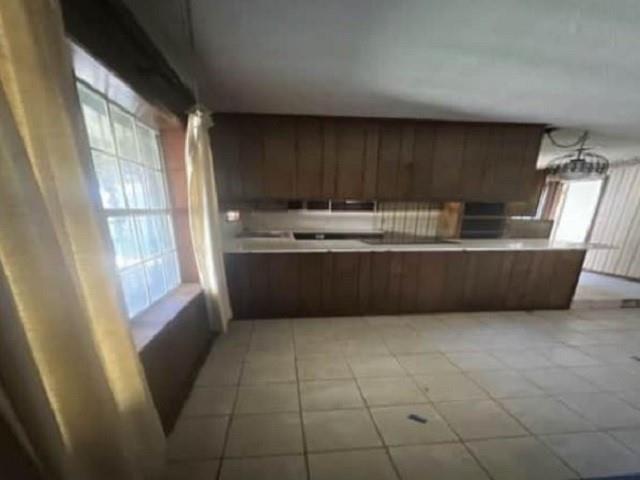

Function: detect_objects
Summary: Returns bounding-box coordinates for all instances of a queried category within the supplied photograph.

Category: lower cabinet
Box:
[224,250,585,319]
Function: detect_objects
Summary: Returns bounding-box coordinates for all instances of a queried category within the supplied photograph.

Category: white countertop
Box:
[224,237,596,253]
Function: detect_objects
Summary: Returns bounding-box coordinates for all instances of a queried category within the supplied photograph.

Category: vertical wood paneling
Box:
[599,168,635,272]
[522,250,556,310]
[586,174,619,269]
[335,120,367,199]
[604,167,640,273]
[322,120,338,198]
[268,253,299,317]
[238,116,265,199]
[226,249,585,319]
[399,252,421,313]
[412,123,436,200]
[215,115,544,204]
[386,252,405,313]
[491,124,523,200]
[321,252,334,314]
[415,252,447,311]
[362,124,380,199]
[248,254,270,318]
[460,124,491,201]
[369,252,391,313]
[463,251,504,310]
[442,252,468,311]
[263,117,296,199]
[585,164,640,279]
[613,169,640,276]
[376,123,402,199]
[211,116,240,201]
[549,251,585,308]
[331,253,361,315]
[296,118,324,199]
[480,125,505,200]
[224,253,249,319]
[431,123,466,199]
[504,251,534,310]
[396,125,416,199]
[298,253,325,316]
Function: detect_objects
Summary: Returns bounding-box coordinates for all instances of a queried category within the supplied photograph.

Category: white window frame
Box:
[77,80,181,319]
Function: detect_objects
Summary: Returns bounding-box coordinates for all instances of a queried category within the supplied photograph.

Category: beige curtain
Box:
[185,107,233,332]
[0,1,165,479]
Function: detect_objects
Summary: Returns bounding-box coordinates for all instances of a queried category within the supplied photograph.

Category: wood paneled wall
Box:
[139,291,214,433]
[585,163,640,279]
[212,114,545,204]
[225,250,585,319]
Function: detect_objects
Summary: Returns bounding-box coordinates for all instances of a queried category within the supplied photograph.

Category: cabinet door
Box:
[483,124,544,202]
[296,118,324,199]
[268,253,300,317]
[298,253,325,316]
[411,123,436,200]
[321,120,338,199]
[263,117,296,199]
[211,115,241,202]
[238,116,265,200]
[335,120,367,199]
[224,254,248,319]
[415,252,447,312]
[396,124,416,199]
[430,123,466,200]
[496,124,530,200]
[376,122,402,199]
[441,251,468,311]
[460,124,494,201]
[330,253,361,315]
[368,252,392,313]
[398,252,421,313]
[463,251,504,310]
[518,125,545,204]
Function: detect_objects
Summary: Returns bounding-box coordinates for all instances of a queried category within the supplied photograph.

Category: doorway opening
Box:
[552,179,604,243]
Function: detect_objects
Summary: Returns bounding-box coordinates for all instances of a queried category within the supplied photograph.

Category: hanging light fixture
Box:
[545,129,609,181]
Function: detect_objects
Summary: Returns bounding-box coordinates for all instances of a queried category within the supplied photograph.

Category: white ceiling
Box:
[125,0,640,163]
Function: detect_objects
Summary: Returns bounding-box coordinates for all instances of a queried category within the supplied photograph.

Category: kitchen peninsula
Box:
[224,238,587,319]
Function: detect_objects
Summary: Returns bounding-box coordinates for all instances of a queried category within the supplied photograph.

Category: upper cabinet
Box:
[212,114,545,204]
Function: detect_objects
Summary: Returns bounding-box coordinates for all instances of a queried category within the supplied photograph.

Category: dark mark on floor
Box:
[408,414,427,424]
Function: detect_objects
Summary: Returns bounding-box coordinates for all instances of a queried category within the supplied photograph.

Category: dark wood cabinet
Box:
[431,123,466,200]
[213,114,545,203]
[263,117,296,199]
[225,249,585,319]
[375,122,403,200]
[295,118,324,199]
[335,120,367,199]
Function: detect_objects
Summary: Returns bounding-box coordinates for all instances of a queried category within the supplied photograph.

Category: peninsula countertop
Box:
[224,237,597,254]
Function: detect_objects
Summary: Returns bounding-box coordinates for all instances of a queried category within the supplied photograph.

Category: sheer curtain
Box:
[185,107,233,332]
[0,1,165,479]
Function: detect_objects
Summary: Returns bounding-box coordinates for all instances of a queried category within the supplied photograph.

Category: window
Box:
[77,82,180,318]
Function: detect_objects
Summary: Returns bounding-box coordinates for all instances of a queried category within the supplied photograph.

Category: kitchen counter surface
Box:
[224,237,597,253]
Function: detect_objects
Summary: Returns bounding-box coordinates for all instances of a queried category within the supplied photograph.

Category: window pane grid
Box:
[78,81,180,319]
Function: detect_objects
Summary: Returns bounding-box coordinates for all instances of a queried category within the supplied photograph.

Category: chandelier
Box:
[545,129,609,181]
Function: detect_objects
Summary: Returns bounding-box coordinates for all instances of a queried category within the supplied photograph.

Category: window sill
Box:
[130,283,202,351]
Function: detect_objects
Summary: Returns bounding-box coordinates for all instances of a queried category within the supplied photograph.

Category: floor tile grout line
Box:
[346,353,405,480]
[214,320,255,480]
[190,312,640,478]
[292,325,312,480]
[436,366,585,478]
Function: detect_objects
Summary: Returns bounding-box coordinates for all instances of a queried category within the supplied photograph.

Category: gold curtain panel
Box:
[0,0,165,478]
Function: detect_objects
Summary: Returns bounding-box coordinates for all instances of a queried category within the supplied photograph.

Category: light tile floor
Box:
[166,308,640,479]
